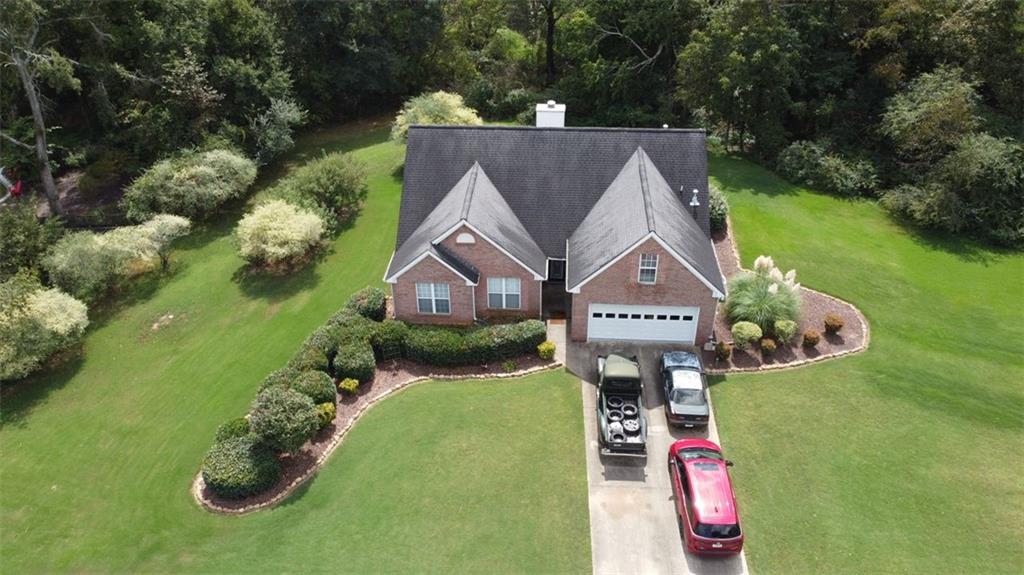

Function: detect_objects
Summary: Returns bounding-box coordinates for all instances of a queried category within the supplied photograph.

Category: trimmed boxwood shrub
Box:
[369,319,408,358]
[260,366,300,391]
[303,322,345,356]
[214,417,251,442]
[404,327,464,366]
[774,319,798,343]
[292,370,336,404]
[346,286,387,321]
[731,321,762,350]
[315,402,336,429]
[201,435,280,499]
[249,386,320,453]
[333,340,375,383]
[537,340,556,360]
[288,345,329,373]
[338,378,359,395]
[803,329,821,347]
[404,320,547,366]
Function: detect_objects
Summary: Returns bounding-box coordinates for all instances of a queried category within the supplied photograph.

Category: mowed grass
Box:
[708,155,1024,574]
[0,120,590,574]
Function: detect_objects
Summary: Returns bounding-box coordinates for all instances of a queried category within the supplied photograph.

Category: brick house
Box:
[384,105,726,345]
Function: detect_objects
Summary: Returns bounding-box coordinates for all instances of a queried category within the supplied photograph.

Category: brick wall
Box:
[569,237,719,342]
[391,255,475,325]
[437,225,542,320]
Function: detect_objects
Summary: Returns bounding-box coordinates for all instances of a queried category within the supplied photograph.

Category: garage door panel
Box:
[588,304,699,343]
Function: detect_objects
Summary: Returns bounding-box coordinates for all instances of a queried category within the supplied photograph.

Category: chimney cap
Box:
[546,100,557,108]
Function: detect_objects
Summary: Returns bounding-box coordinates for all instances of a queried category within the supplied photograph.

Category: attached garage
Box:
[586,303,700,344]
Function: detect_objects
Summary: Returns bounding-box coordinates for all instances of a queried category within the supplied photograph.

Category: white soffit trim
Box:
[433,219,545,280]
[384,251,477,286]
[381,251,396,283]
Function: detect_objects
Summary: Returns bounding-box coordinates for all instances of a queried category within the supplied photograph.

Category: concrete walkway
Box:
[567,341,749,575]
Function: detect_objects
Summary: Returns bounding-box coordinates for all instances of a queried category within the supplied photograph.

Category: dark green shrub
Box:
[502,359,517,373]
[266,151,367,233]
[708,184,729,233]
[803,330,821,347]
[824,313,844,334]
[292,370,336,404]
[325,307,377,346]
[338,378,359,395]
[404,327,466,366]
[714,341,733,362]
[537,341,556,360]
[214,417,251,442]
[333,340,375,383]
[260,366,300,391]
[288,345,330,373]
[249,386,319,453]
[777,140,877,197]
[370,319,408,358]
[346,286,387,321]
[404,320,547,366]
[201,435,280,499]
[316,402,336,429]
[760,338,777,355]
[0,200,64,281]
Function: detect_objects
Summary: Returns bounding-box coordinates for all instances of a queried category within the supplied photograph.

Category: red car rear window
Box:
[695,522,741,539]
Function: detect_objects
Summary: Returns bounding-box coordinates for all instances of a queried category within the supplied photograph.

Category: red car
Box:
[668,439,744,555]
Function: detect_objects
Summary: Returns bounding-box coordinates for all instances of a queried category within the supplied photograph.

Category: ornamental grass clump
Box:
[725,255,802,333]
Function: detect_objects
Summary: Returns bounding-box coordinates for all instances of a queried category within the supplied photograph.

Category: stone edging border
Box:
[706,216,871,374]
[192,362,565,515]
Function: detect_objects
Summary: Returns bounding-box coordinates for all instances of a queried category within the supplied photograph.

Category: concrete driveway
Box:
[567,341,749,575]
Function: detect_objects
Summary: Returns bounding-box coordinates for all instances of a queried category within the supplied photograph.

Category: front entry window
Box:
[487,277,521,309]
[416,283,450,314]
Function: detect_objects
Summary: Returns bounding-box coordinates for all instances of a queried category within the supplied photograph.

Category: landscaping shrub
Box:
[404,327,465,366]
[725,255,801,332]
[0,199,64,281]
[714,341,733,362]
[391,91,482,143]
[777,140,878,197]
[824,313,844,334]
[346,286,387,321]
[249,97,306,165]
[333,340,375,383]
[731,321,762,350]
[266,152,367,233]
[288,344,330,373]
[803,329,821,347]
[201,435,280,499]
[537,340,556,360]
[292,370,336,404]
[122,149,257,222]
[315,402,336,429]
[760,338,777,355]
[249,386,320,453]
[774,319,798,343]
[708,183,729,233]
[236,200,324,266]
[369,319,408,358]
[338,378,359,395]
[502,360,517,373]
[404,320,546,366]
[43,231,124,302]
[214,417,251,442]
[260,366,300,391]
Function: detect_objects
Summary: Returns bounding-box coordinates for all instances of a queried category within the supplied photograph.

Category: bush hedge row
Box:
[201,435,280,499]
[404,320,546,366]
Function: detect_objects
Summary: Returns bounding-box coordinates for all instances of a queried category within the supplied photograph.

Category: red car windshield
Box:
[680,447,722,461]
[695,522,741,539]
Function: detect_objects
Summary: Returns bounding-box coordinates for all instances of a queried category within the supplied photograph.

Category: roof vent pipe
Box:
[535,100,566,128]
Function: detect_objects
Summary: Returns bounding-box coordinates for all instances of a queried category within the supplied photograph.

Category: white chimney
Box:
[535,100,566,128]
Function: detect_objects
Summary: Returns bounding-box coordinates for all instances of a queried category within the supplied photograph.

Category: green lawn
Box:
[0,120,590,574]
[709,155,1024,574]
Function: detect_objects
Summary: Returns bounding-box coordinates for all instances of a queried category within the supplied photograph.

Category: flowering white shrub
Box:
[236,200,324,265]
[391,91,482,143]
[0,273,88,381]
[122,149,256,221]
[28,288,89,338]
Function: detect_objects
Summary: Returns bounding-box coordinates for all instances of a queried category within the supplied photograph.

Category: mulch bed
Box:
[701,222,869,373]
[196,354,555,513]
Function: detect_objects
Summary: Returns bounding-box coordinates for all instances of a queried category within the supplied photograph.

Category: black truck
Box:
[596,353,647,456]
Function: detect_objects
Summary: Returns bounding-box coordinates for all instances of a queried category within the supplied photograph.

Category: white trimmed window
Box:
[487,277,521,309]
[638,254,658,284]
[415,282,450,314]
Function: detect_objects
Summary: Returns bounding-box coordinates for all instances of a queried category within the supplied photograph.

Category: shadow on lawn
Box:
[0,354,85,429]
[232,259,323,302]
[896,218,1012,266]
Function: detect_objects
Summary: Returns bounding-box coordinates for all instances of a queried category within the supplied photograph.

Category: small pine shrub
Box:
[774,319,798,343]
[333,340,376,383]
[714,341,733,362]
[760,338,777,355]
[346,286,387,321]
[338,378,359,395]
[292,370,336,404]
[201,435,280,499]
[315,402,336,429]
[214,417,251,442]
[803,330,821,347]
[824,313,844,334]
[537,340,556,360]
[731,321,763,350]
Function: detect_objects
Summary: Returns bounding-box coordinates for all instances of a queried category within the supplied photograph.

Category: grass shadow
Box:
[232,259,323,303]
[0,352,85,429]
[709,153,801,198]
[895,216,1013,265]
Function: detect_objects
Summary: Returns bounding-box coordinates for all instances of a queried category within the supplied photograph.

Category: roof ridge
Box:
[636,147,656,232]
[460,162,479,220]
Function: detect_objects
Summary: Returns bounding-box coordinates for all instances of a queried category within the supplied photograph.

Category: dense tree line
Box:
[2,0,1021,244]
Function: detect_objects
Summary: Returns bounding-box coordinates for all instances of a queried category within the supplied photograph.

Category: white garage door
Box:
[587,303,699,343]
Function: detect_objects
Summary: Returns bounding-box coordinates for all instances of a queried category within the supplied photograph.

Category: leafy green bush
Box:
[249,386,320,454]
[214,417,251,442]
[502,359,517,373]
[292,370,336,404]
[802,330,821,347]
[260,366,300,391]
[404,320,546,366]
[338,378,360,395]
[404,327,465,366]
[43,231,124,302]
[236,200,324,266]
[714,341,733,362]
[537,340,556,360]
[777,140,877,197]
[760,338,777,355]
[391,91,483,143]
[708,184,729,233]
[315,402,336,429]
[333,340,375,383]
[249,97,306,165]
[201,435,280,499]
[267,152,367,233]
[122,149,256,222]
[346,286,387,321]
[774,319,798,343]
[288,344,330,373]
[369,319,408,358]
[730,321,762,350]
[725,255,801,332]
[824,313,844,334]
[0,200,64,281]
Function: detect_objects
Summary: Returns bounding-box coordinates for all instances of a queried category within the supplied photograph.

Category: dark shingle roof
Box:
[567,148,724,294]
[397,126,711,257]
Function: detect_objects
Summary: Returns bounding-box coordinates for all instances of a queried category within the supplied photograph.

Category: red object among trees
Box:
[668,438,745,555]
[11,180,23,197]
